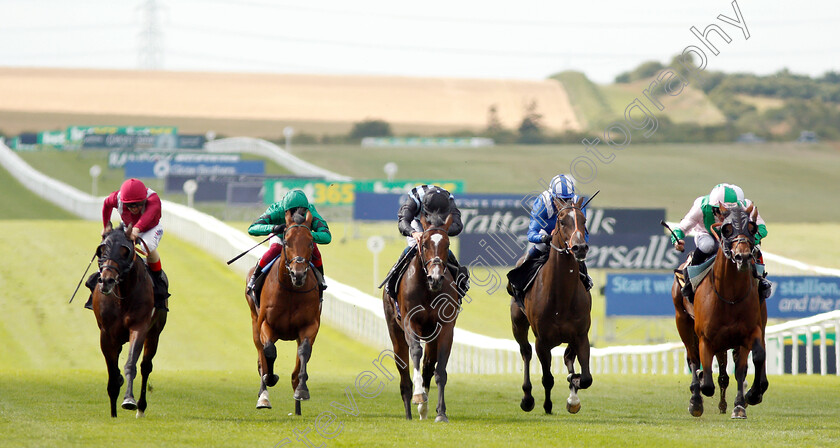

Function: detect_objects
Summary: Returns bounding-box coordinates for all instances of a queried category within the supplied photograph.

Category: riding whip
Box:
[581,190,600,209]
[227,234,275,265]
[660,220,682,246]
[68,252,97,303]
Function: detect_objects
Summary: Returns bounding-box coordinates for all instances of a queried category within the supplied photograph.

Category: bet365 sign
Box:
[263,179,464,206]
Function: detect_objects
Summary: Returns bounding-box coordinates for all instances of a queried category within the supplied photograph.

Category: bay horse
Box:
[510,196,593,415]
[246,208,321,416]
[383,213,460,422]
[672,204,768,419]
[93,222,167,418]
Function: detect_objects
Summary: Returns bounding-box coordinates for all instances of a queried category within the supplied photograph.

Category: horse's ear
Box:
[745,204,754,216]
[749,205,758,221]
[420,214,429,231]
[443,213,453,231]
[125,223,133,238]
[96,244,104,258]
[576,196,585,208]
[103,221,113,239]
[719,203,728,214]
[285,209,294,226]
[304,210,313,226]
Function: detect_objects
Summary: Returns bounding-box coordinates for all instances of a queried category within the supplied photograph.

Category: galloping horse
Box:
[672,204,768,419]
[246,208,321,416]
[383,213,461,422]
[511,196,593,414]
[93,222,167,418]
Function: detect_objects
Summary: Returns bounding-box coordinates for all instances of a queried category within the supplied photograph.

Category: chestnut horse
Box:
[672,204,768,419]
[93,222,167,418]
[511,196,593,414]
[383,213,460,422]
[246,208,321,416]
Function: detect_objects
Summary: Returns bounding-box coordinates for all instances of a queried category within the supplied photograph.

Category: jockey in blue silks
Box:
[508,174,593,302]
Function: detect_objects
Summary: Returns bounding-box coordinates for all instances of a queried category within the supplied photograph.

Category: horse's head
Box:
[551,196,589,261]
[97,222,137,296]
[419,212,452,293]
[715,203,759,272]
[283,207,314,288]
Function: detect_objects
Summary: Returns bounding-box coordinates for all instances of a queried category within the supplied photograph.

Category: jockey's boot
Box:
[150,269,171,311]
[446,250,470,296]
[681,248,710,303]
[314,265,327,299]
[246,263,267,308]
[578,260,593,291]
[83,272,100,310]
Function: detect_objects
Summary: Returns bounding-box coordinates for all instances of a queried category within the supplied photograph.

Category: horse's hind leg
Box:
[535,339,554,414]
[385,316,412,420]
[511,302,534,412]
[715,351,730,414]
[100,333,123,418]
[122,328,149,411]
[136,321,164,418]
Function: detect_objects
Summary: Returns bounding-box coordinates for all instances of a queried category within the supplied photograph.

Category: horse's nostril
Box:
[583,244,589,251]
[572,245,580,252]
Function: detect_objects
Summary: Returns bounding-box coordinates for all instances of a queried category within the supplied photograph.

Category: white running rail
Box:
[3,141,838,376]
[205,137,351,181]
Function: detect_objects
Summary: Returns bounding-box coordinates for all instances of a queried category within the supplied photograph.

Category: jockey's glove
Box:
[272,224,287,235]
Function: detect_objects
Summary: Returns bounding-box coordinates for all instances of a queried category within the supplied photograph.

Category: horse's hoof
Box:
[567,397,581,414]
[520,396,535,412]
[411,393,427,405]
[418,401,428,420]
[700,385,715,397]
[718,401,727,414]
[121,398,137,411]
[745,390,763,406]
[257,391,272,409]
[136,410,145,419]
[543,402,553,415]
[731,405,747,419]
[294,388,310,401]
[263,374,279,388]
[689,400,704,417]
[434,415,449,423]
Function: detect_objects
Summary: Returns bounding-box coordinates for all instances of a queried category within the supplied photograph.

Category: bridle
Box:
[280,222,315,289]
[548,204,586,260]
[418,227,448,278]
[97,233,137,299]
[708,207,759,304]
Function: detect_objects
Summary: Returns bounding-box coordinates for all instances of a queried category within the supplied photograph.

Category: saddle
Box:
[506,251,550,308]
[674,254,767,316]
[84,261,169,311]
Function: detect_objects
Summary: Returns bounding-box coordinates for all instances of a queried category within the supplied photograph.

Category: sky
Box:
[1,0,838,83]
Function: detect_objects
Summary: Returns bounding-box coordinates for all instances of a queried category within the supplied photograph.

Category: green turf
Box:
[1,370,838,448]
[0,160,75,219]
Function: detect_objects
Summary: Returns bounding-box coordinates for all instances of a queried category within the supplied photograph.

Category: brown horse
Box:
[93,222,167,418]
[672,204,768,419]
[511,196,593,415]
[246,208,321,416]
[383,213,460,422]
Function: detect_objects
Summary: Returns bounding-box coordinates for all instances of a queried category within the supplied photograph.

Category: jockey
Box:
[509,174,592,302]
[85,178,169,310]
[671,183,771,301]
[395,184,469,294]
[246,189,331,301]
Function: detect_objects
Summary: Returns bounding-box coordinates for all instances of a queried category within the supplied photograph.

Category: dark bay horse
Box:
[383,213,460,422]
[246,208,321,416]
[672,204,768,419]
[511,196,592,414]
[93,222,167,418]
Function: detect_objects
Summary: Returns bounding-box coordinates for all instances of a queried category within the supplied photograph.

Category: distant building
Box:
[797,131,818,143]
[736,132,765,143]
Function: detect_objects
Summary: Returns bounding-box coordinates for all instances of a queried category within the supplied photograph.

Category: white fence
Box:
[3,141,839,376]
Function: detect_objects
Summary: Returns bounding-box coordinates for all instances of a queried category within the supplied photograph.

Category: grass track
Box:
[1,371,838,448]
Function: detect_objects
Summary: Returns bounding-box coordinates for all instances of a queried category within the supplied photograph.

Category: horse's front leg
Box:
[121,327,148,411]
[715,351,730,414]
[535,339,554,414]
[99,332,123,418]
[433,325,454,423]
[731,346,750,419]
[698,337,716,398]
[294,323,319,403]
[407,332,427,417]
[511,301,534,412]
[565,336,593,414]
[420,341,438,421]
[745,333,769,406]
[259,320,279,388]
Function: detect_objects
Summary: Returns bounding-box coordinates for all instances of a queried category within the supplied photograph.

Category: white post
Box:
[283,126,294,153]
[89,165,101,196]
[367,236,385,292]
[183,179,198,209]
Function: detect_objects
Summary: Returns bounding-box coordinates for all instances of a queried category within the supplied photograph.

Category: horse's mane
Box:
[424,212,447,229]
[291,207,306,225]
